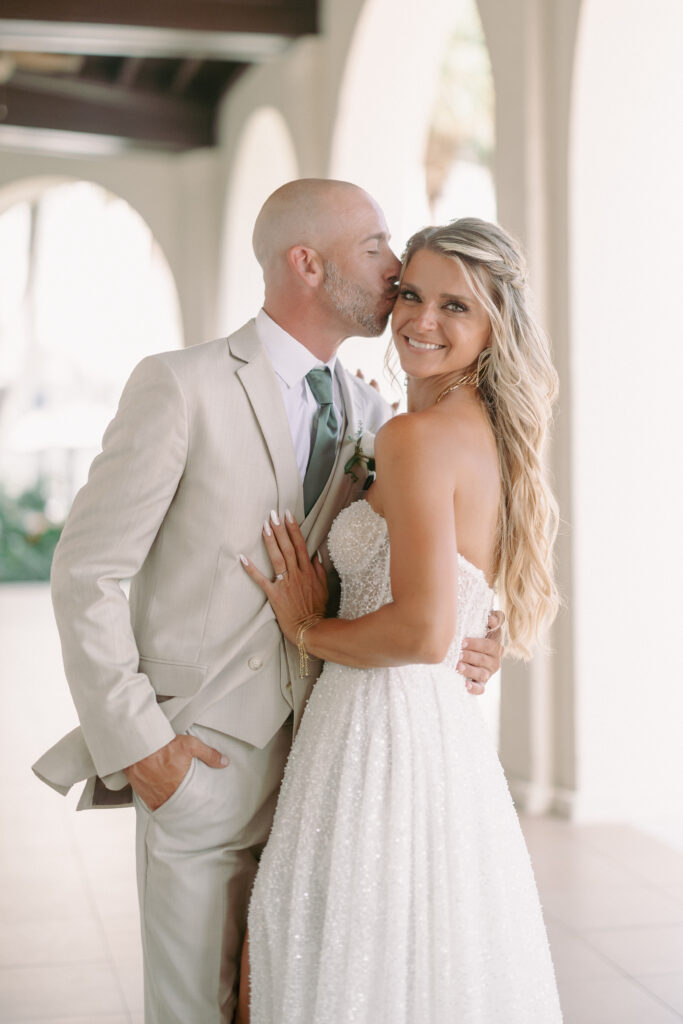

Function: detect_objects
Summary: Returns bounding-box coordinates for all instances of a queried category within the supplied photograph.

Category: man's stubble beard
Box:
[322,260,389,337]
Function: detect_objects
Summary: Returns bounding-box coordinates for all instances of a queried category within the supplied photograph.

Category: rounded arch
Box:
[218,106,300,332]
[0,172,185,339]
[329,0,493,248]
[0,174,183,359]
[0,176,183,519]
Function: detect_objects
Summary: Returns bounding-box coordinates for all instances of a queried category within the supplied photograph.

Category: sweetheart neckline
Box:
[355,498,495,595]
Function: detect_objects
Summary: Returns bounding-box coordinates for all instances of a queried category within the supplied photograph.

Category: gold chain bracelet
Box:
[296,614,323,677]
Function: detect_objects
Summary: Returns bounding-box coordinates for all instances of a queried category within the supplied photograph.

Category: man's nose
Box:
[384,251,401,281]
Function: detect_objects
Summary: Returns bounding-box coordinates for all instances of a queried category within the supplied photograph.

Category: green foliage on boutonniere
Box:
[344,428,376,484]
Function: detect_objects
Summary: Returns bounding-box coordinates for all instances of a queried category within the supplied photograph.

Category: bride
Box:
[238,217,563,1022]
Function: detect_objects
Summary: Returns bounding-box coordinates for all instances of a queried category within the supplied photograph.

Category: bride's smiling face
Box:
[391,248,491,379]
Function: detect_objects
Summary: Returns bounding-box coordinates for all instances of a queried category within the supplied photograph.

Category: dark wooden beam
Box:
[0,2,318,37]
[0,70,213,149]
[0,20,292,61]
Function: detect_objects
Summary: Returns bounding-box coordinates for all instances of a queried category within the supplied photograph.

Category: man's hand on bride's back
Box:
[355,368,400,414]
[239,509,328,643]
[458,610,505,696]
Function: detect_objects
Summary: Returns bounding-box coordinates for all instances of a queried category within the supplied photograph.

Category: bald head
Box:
[251,178,399,350]
[252,178,374,275]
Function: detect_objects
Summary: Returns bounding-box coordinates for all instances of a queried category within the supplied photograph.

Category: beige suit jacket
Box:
[33,320,389,807]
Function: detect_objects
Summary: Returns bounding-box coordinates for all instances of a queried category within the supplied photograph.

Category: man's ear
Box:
[287,245,324,288]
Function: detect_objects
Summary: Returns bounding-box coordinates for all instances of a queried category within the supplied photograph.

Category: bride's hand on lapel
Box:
[239,509,328,643]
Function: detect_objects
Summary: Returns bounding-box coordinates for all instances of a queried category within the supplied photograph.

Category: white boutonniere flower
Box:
[343,427,376,489]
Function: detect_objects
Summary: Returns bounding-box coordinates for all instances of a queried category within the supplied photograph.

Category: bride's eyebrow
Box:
[400,282,473,303]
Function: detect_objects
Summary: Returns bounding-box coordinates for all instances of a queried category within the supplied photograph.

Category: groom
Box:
[33,179,503,1023]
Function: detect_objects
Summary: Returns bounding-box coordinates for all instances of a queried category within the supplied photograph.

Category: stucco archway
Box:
[329,0,484,247]
[0,176,183,515]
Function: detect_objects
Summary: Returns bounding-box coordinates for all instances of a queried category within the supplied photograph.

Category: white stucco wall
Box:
[570,0,683,823]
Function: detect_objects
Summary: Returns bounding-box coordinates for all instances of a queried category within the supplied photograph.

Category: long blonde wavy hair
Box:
[400,219,560,658]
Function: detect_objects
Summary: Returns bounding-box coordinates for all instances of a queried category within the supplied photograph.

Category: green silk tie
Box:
[304,367,339,515]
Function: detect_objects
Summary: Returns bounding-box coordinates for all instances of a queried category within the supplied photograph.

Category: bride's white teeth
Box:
[406,337,443,351]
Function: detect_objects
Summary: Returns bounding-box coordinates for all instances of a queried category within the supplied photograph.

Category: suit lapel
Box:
[229,322,304,520]
[230,327,365,549]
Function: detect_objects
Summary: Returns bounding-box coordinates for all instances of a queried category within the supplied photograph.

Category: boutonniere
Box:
[344,427,376,489]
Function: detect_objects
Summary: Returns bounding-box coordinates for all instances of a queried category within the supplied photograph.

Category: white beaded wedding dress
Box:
[248,499,562,1023]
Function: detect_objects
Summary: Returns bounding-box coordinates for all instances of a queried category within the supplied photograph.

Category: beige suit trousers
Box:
[134,719,292,1024]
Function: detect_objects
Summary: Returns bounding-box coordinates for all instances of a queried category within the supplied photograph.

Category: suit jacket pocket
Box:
[138,656,207,698]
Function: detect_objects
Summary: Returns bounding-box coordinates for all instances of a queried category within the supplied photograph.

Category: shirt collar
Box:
[256,308,338,388]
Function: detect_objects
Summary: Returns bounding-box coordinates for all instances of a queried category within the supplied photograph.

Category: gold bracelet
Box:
[296,614,323,677]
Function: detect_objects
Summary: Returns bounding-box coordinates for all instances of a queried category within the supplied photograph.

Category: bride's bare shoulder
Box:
[374,410,441,459]
[375,405,478,456]
[375,405,498,506]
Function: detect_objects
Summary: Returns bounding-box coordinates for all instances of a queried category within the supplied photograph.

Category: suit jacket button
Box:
[248,656,263,671]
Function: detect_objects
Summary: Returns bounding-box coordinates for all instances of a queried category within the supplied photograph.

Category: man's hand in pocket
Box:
[125,735,229,811]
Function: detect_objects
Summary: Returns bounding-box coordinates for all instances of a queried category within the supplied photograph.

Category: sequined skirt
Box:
[248,660,562,1023]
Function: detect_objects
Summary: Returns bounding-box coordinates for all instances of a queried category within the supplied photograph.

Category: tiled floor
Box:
[2,585,682,1023]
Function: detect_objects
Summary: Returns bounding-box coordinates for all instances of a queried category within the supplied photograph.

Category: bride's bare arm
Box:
[241,414,464,669]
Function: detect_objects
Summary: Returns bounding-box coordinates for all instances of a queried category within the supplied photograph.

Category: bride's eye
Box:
[399,288,419,302]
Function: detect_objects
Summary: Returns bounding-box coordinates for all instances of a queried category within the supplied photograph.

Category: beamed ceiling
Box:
[0,2,319,151]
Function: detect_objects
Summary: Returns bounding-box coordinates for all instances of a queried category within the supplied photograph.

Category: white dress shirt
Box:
[255,308,345,481]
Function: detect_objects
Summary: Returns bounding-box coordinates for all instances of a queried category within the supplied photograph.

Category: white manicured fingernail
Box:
[220,755,229,766]
[239,554,249,565]
[317,551,323,563]
[263,519,272,536]
[270,509,280,526]
[285,509,294,523]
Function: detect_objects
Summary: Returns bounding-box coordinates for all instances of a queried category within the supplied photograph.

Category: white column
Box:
[569,0,683,829]
[481,0,582,814]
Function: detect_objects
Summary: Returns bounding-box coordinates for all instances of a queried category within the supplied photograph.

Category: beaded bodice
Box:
[327,500,494,670]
